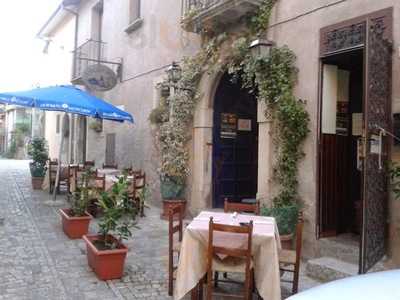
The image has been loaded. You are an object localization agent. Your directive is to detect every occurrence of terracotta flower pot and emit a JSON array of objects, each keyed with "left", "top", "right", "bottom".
[
  {"left": 31, "top": 177, "right": 44, "bottom": 190},
  {"left": 83, "top": 234, "right": 128, "bottom": 281},
  {"left": 60, "top": 209, "right": 92, "bottom": 239},
  {"left": 280, "top": 233, "right": 294, "bottom": 250}
]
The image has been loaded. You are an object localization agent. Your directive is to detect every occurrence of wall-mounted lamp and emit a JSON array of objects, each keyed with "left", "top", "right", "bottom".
[
  {"left": 166, "top": 61, "right": 182, "bottom": 83},
  {"left": 249, "top": 38, "right": 274, "bottom": 58}
]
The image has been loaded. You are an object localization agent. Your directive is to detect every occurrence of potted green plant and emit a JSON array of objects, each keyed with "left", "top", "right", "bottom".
[
  {"left": 83, "top": 175, "right": 138, "bottom": 280},
  {"left": 261, "top": 203, "right": 299, "bottom": 250},
  {"left": 60, "top": 169, "right": 93, "bottom": 239},
  {"left": 160, "top": 176, "right": 186, "bottom": 219},
  {"left": 27, "top": 137, "right": 49, "bottom": 189}
]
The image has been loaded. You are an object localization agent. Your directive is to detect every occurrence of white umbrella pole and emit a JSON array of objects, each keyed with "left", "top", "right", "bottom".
[{"left": 53, "top": 112, "right": 66, "bottom": 201}]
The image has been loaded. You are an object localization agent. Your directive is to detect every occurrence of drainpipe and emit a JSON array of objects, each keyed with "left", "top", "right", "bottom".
[{"left": 62, "top": 5, "right": 79, "bottom": 80}]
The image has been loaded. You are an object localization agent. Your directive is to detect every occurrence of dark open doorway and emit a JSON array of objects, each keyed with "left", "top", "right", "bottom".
[
  {"left": 212, "top": 73, "right": 258, "bottom": 208},
  {"left": 319, "top": 49, "right": 364, "bottom": 237}
]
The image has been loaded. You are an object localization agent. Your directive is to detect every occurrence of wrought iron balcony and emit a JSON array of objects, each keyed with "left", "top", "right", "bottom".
[
  {"left": 71, "top": 39, "right": 121, "bottom": 85},
  {"left": 181, "top": 0, "right": 263, "bottom": 33}
]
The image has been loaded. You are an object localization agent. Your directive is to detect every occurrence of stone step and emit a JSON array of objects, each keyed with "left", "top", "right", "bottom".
[
  {"left": 306, "top": 257, "right": 358, "bottom": 283},
  {"left": 318, "top": 235, "right": 360, "bottom": 264}
]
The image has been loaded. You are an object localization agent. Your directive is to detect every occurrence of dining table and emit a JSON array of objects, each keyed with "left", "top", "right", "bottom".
[{"left": 174, "top": 211, "right": 282, "bottom": 300}]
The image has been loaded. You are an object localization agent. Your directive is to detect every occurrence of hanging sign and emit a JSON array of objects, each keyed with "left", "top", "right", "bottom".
[
  {"left": 82, "top": 64, "right": 118, "bottom": 91},
  {"left": 221, "top": 113, "right": 237, "bottom": 139}
]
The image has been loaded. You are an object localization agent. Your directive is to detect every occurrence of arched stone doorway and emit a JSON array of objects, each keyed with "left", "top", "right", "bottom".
[
  {"left": 190, "top": 68, "right": 274, "bottom": 213},
  {"left": 212, "top": 73, "right": 258, "bottom": 208}
]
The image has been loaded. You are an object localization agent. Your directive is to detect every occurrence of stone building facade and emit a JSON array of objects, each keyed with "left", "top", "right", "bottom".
[{"left": 40, "top": 0, "right": 400, "bottom": 274}]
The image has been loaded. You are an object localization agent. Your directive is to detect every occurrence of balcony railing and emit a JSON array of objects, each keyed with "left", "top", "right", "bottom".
[
  {"left": 72, "top": 39, "right": 106, "bottom": 83},
  {"left": 182, "top": 0, "right": 263, "bottom": 33}
]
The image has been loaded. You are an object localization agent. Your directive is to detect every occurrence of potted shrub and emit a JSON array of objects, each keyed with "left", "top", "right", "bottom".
[
  {"left": 83, "top": 175, "right": 138, "bottom": 280},
  {"left": 60, "top": 169, "right": 92, "bottom": 239},
  {"left": 160, "top": 176, "right": 186, "bottom": 219},
  {"left": 27, "top": 137, "right": 49, "bottom": 189},
  {"left": 261, "top": 203, "right": 299, "bottom": 250}
]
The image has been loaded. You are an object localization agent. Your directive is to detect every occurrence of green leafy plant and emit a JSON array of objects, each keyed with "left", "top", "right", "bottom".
[
  {"left": 69, "top": 169, "right": 93, "bottom": 217},
  {"left": 96, "top": 175, "right": 139, "bottom": 250},
  {"left": 27, "top": 137, "right": 49, "bottom": 177},
  {"left": 261, "top": 203, "right": 299, "bottom": 235}
]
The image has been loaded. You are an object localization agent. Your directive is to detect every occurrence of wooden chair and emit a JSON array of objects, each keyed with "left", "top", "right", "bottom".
[
  {"left": 128, "top": 172, "right": 146, "bottom": 217},
  {"left": 279, "top": 213, "right": 304, "bottom": 294},
  {"left": 48, "top": 160, "right": 69, "bottom": 194},
  {"left": 127, "top": 168, "right": 143, "bottom": 177},
  {"left": 84, "top": 160, "right": 95, "bottom": 168},
  {"left": 224, "top": 198, "right": 260, "bottom": 215},
  {"left": 168, "top": 204, "right": 184, "bottom": 296},
  {"left": 102, "top": 163, "right": 118, "bottom": 169},
  {"left": 48, "top": 160, "right": 58, "bottom": 194},
  {"left": 67, "top": 165, "right": 78, "bottom": 194},
  {"left": 206, "top": 218, "right": 254, "bottom": 300},
  {"left": 87, "top": 173, "right": 106, "bottom": 218}
]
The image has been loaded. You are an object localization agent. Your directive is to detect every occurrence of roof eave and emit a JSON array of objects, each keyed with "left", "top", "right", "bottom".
[{"left": 36, "top": 0, "right": 80, "bottom": 39}]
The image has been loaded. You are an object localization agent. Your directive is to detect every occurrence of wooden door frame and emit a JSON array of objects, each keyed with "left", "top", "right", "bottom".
[{"left": 317, "top": 7, "right": 393, "bottom": 239}]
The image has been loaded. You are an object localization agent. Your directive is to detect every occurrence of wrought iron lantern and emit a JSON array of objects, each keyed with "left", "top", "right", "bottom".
[
  {"left": 249, "top": 38, "right": 274, "bottom": 58},
  {"left": 166, "top": 61, "right": 182, "bottom": 83}
]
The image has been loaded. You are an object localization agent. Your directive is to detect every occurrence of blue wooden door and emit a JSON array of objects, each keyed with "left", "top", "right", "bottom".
[{"left": 212, "top": 74, "right": 258, "bottom": 208}]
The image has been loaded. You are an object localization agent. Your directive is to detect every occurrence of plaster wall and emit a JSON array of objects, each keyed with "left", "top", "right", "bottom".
[{"left": 74, "top": 0, "right": 200, "bottom": 203}]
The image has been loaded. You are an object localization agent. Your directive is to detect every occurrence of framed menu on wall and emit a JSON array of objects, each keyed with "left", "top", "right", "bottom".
[{"left": 221, "top": 113, "right": 237, "bottom": 139}]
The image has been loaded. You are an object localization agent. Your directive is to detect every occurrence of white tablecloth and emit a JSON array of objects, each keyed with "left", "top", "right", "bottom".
[{"left": 175, "top": 211, "right": 282, "bottom": 300}]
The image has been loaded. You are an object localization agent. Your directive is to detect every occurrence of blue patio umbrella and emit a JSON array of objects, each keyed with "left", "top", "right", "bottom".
[
  {"left": 0, "top": 85, "right": 133, "bottom": 122},
  {"left": 0, "top": 85, "right": 134, "bottom": 200}
]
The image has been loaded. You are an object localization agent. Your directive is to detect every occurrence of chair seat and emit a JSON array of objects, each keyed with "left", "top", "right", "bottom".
[
  {"left": 172, "top": 242, "right": 181, "bottom": 253},
  {"left": 212, "top": 256, "right": 253, "bottom": 273},
  {"left": 279, "top": 249, "right": 296, "bottom": 265}
]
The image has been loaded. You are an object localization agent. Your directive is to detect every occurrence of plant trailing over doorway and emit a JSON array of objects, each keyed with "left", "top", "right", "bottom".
[
  {"left": 27, "top": 137, "right": 49, "bottom": 189},
  {"left": 150, "top": 0, "right": 309, "bottom": 216}
]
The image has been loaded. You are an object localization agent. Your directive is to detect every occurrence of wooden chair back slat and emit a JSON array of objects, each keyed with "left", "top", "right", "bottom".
[
  {"left": 206, "top": 217, "right": 253, "bottom": 300},
  {"left": 168, "top": 203, "right": 184, "bottom": 296},
  {"left": 213, "top": 246, "right": 249, "bottom": 258},
  {"left": 84, "top": 160, "right": 95, "bottom": 168},
  {"left": 102, "top": 163, "right": 118, "bottom": 169},
  {"left": 279, "top": 212, "right": 304, "bottom": 295},
  {"left": 224, "top": 198, "right": 260, "bottom": 215}
]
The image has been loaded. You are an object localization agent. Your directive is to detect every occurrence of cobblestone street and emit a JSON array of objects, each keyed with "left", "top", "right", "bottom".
[{"left": 0, "top": 160, "right": 318, "bottom": 300}]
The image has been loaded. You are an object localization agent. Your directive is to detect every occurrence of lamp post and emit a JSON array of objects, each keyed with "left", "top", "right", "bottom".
[
  {"left": 249, "top": 38, "right": 274, "bottom": 58},
  {"left": 165, "top": 62, "right": 182, "bottom": 121}
]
